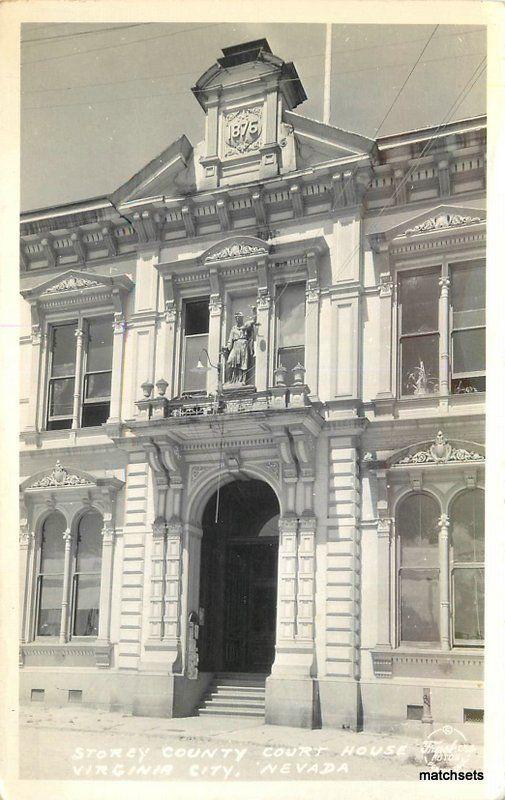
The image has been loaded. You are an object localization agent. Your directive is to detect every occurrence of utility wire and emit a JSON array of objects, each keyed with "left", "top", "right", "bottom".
[
  {"left": 21, "top": 23, "right": 221, "bottom": 66},
  {"left": 21, "top": 24, "right": 149, "bottom": 44},
  {"left": 373, "top": 25, "right": 439, "bottom": 138},
  {"left": 316, "top": 55, "right": 486, "bottom": 296},
  {"left": 23, "top": 52, "right": 485, "bottom": 111}
]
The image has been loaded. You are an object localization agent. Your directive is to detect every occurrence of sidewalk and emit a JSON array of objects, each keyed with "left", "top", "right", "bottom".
[{"left": 19, "top": 705, "right": 483, "bottom": 782}]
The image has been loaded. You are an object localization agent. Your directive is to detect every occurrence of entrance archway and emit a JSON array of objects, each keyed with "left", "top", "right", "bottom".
[{"left": 198, "top": 478, "right": 280, "bottom": 674}]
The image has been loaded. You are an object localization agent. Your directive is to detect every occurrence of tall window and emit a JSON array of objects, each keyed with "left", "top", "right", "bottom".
[
  {"left": 82, "top": 318, "right": 113, "bottom": 427},
  {"left": 47, "top": 323, "right": 77, "bottom": 430},
  {"left": 398, "top": 270, "right": 440, "bottom": 397},
  {"left": 397, "top": 493, "right": 440, "bottom": 643},
  {"left": 72, "top": 511, "right": 102, "bottom": 637},
  {"left": 450, "top": 262, "right": 486, "bottom": 393},
  {"left": 46, "top": 317, "right": 113, "bottom": 430},
  {"left": 35, "top": 510, "right": 103, "bottom": 639},
  {"left": 182, "top": 299, "right": 209, "bottom": 394},
  {"left": 36, "top": 512, "right": 66, "bottom": 636},
  {"left": 397, "top": 261, "right": 486, "bottom": 397},
  {"left": 451, "top": 489, "right": 484, "bottom": 644},
  {"left": 276, "top": 282, "right": 305, "bottom": 386}
]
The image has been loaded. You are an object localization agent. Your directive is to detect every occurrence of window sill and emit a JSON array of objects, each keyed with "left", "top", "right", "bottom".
[
  {"left": 373, "top": 391, "right": 485, "bottom": 418},
  {"left": 371, "top": 646, "right": 484, "bottom": 680},
  {"left": 20, "top": 640, "right": 112, "bottom": 669}
]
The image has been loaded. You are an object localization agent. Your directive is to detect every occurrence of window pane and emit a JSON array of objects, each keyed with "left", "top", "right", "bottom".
[
  {"left": 86, "top": 318, "right": 113, "bottom": 372},
  {"left": 49, "top": 377, "right": 75, "bottom": 417},
  {"left": 453, "top": 568, "right": 484, "bottom": 641},
  {"left": 185, "top": 300, "right": 209, "bottom": 336},
  {"left": 76, "top": 512, "right": 103, "bottom": 572},
  {"left": 400, "top": 569, "right": 440, "bottom": 642},
  {"left": 452, "top": 490, "right": 484, "bottom": 562},
  {"left": 401, "top": 335, "right": 439, "bottom": 396},
  {"left": 37, "top": 576, "right": 63, "bottom": 636},
  {"left": 73, "top": 575, "right": 100, "bottom": 636},
  {"left": 400, "top": 271, "right": 439, "bottom": 335},
  {"left": 277, "top": 346, "right": 305, "bottom": 386},
  {"left": 51, "top": 324, "right": 77, "bottom": 377},
  {"left": 277, "top": 283, "right": 305, "bottom": 349},
  {"left": 452, "top": 329, "right": 485, "bottom": 374},
  {"left": 398, "top": 493, "right": 439, "bottom": 567},
  {"left": 81, "top": 402, "right": 110, "bottom": 428},
  {"left": 451, "top": 263, "right": 485, "bottom": 317},
  {"left": 40, "top": 512, "right": 66, "bottom": 573},
  {"left": 85, "top": 371, "right": 111, "bottom": 400},
  {"left": 183, "top": 333, "right": 208, "bottom": 393}
]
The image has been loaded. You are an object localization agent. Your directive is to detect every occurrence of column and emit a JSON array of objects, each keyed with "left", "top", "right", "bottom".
[
  {"left": 207, "top": 294, "right": 223, "bottom": 395},
  {"left": 19, "top": 527, "right": 34, "bottom": 642},
  {"left": 164, "top": 297, "right": 178, "bottom": 397},
  {"left": 438, "top": 514, "right": 450, "bottom": 651},
  {"left": 376, "top": 272, "right": 395, "bottom": 400},
  {"left": 163, "top": 519, "right": 183, "bottom": 666},
  {"left": 305, "top": 252, "right": 320, "bottom": 398},
  {"left": 71, "top": 323, "right": 85, "bottom": 429},
  {"left": 255, "top": 259, "right": 271, "bottom": 392},
  {"left": 376, "top": 517, "right": 393, "bottom": 648},
  {"left": 147, "top": 519, "right": 166, "bottom": 641},
  {"left": 296, "top": 515, "right": 316, "bottom": 642},
  {"left": 25, "top": 325, "right": 45, "bottom": 432},
  {"left": 96, "top": 519, "right": 115, "bottom": 645},
  {"left": 276, "top": 515, "right": 298, "bottom": 643},
  {"left": 59, "top": 529, "right": 73, "bottom": 644},
  {"left": 107, "top": 314, "right": 126, "bottom": 423},
  {"left": 439, "top": 277, "right": 450, "bottom": 396}
]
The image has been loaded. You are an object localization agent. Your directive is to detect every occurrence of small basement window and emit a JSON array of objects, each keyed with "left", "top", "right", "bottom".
[
  {"left": 31, "top": 689, "right": 45, "bottom": 702},
  {"left": 407, "top": 704, "right": 423, "bottom": 721},
  {"left": 463, "top": 708, "right": 484, "bottom": 723},
  {"left": 68, "top": 689, "right": 83, "bottom": 704}
]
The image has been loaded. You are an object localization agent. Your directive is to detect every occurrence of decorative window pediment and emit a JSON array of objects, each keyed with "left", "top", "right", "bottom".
[
  {"left": 369, "top": 204, "right": 485, "bottom": 253},
  {"left": 21, "top": 269, "right": 134, "bottom": 323},
  {"left": 200, "top": 236, "right": 271, "bottom": 265},
  {"left": 21, "top": 460, "right": 124, "bottom": 496},
  {"left": 389, "top": 431, "right": 484, "bottom": 468}
]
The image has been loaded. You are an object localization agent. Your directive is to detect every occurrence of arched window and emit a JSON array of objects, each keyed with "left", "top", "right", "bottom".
[
  {"left": 451, "top": 489, "right": 484, "bottom": 644},
  {"left": 397, "top": 493, "right": 440, "bottom": 644},
  {"left": 36, "top": 511, "right": 66, "bottom": 637},
  {"left": 72, "top": 511, "right": 102, "bottom": 637}
]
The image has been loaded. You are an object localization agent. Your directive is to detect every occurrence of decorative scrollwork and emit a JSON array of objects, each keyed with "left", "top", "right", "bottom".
[
  {"left": 30, "top": 461, "right": 94, "bottom": 488},
  {"left": 396, "top": 431, "right": 484, "bottom": 465},
  {"left": 45, "top": 276, "right": 100, "bottom": 293},
  {"left": 405, "top": 213, "right": 482, "bottom": 235}
]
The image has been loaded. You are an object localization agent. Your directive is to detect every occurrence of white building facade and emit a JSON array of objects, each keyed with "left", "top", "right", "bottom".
[{"left": 19, "top": 40, "right": 485, "bottom": 736}]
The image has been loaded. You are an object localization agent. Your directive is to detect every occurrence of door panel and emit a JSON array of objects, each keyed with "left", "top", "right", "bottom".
[{"left": 224, "top": 541, "right": 277, "bottom": 672}]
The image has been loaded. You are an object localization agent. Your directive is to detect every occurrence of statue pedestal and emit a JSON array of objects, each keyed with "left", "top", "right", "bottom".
[
  {"left": 222, "top": 383, "right": 256, "bottom": 394},
  {"left": 222, "top": 384, "right": 257, "bottom": 414}
]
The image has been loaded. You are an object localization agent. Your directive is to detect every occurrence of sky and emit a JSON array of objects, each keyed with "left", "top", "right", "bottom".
[{"left": 20, "top": 22, "right": 486, "bottom": 212}]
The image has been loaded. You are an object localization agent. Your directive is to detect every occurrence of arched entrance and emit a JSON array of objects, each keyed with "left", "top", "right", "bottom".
[{"left": 198, "top": 478, "right": 280, "bottom": 674}]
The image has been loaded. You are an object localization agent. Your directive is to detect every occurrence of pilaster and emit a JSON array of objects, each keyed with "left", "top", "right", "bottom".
[
  {"left": 439, "top": 276, "right": 450, "bottom": 397},
  {"left": 71, "top": 325, "right": 85, "bottom": 429},
  {"left": 108, "top": 313, "right": 126, "bottom": 423},
  {"left": 255, "top": 258, "right": 271, "bottom": 392},
  {"left": 59, "top": 529, "right": 72, "bottom": 644},
  {"left": 439, "top": 514, "right": 450, "bottom": 651}
]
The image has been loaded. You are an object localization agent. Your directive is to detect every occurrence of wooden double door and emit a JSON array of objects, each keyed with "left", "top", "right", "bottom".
[
  {"left": 199, "top": 534, "right": 278, "bottom": 674},
  {"left": 223, "top": 539, "right": 278, "bottom": 673}
]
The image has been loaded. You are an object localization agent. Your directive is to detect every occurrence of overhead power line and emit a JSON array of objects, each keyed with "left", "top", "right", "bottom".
[
  {"left": 373, "top": 25, "right": 439, "bottom": 138},
  {"left": 23, "top": 52, "right": 485, "bottom": 111},
  {"left": 21, "top": 23, "right": 221, "bottom": 66},
  {"left": 21, "top": 24, "right": 149, "bottom": 44}
]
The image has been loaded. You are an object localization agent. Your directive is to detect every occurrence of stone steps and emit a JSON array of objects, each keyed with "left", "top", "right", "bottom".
[{"left": 197, "top": 673, "right": 267, "bottom": 718}]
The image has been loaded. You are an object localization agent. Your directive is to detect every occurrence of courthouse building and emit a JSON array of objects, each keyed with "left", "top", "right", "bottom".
[{"left": 19, "top": 40, "right": 486, "bottom": 736}]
